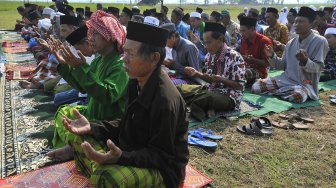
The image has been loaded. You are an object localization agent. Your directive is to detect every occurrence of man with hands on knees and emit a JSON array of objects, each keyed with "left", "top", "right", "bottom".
[
  {"left": 180, "top": 22, "right": 246, "bottom": 121},
  {"left": 251, "top": 7, "right": 329, "bottom": 103},
  {"left": 49, "top": 21, "right": 189, "bottom": 188}
]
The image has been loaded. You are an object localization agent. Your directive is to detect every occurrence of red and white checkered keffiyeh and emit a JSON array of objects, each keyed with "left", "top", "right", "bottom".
[{"left": 87, "top": 10, "right": 126, "bottom": 53}]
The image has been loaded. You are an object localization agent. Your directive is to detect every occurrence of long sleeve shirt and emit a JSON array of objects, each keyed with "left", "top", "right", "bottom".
[
  {"left": 270, "top": 31, "right": 329, "bottom": 100},
  {"left": 90, "top": 68, "right": 189, "bottom": 188},
  {"left": 57, "top": 51, "right": 129, "bottom": 121},
  {"left": 264, "top": 21, "right": 289, "bottom": 57}
]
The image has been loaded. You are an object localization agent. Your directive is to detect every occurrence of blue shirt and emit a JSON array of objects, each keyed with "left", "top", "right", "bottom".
[{"left": 176, "top": 21, "right": 190, "bottom": 39}]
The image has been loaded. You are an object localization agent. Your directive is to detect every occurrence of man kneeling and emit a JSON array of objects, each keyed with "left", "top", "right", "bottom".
[
  {"left": 251, "top": 7, "right": 329, "bottom": 103},
  {"left": 49, "top": 21, "right": 189, "bottom": 187}
]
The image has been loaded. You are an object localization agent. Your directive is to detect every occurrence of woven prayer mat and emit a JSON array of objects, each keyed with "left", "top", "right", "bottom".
[
  {"left": 2, "top": 47, "right": 29, "bottom": 54},
  {"left": 2, "top": 41, "right": 27, "bottom": 48},
  {"left": 0, "top": 161, "right": 212, "bottom": 188},
  {"left": 0, "top": 78, "right": 56, "bottom": 178},
  {"left": 5, "top": 62, "right": 37, "bottom": 80},
  {"left": 2, "top": 53, "right": 35, "bottom": 64},
  {"left": 0, "top": 32, "right": 24, "bottom": 42}
]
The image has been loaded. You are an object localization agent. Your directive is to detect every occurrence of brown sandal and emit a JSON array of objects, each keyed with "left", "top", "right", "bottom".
[{"left": 278, "top": 113, "right": 314, "bottom": 123}]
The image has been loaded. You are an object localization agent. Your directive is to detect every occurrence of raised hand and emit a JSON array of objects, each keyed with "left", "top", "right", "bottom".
[
  {"left": 35, "top": 37, "right": 50, "bottom": 50},
  {"left": 61, "top": 45, "right": 86, "bottom": 68},
  {"left": 296, "top": 49, "right": 308, "bottom": 66},
  {"left": 62, "top": 109, "right": 92, "bottom": 136},
  {"left": 81, "top": 139, "right": 122, "bottom": 165},
  {"left": 188, "top": 32, "right": 200, "bottom": 44}
]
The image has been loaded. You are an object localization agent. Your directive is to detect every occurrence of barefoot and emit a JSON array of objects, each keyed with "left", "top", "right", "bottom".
[
  {"left": 19, "top": 80, "right": 38, "bottom": 89},
  {"left": 47, "top": 145, "right": 74, "bottom": 161},
  {"left": 207, "top": 109, "right": 216, "bottom": 118}
]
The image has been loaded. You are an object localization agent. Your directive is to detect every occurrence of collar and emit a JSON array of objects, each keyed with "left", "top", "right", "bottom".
[{"left": 132, "top": 67, "right": 161, "bottom": 109}]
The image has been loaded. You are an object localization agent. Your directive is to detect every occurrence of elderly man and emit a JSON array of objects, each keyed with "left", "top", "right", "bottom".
[
  {"left": 252, "top": 7, "right": 329, "bottom": 104},
  {"left": 161, "top": 23, "right": 201, "bottom": 85},
  {"left": 182, "top": 23, "right": 246, "bottom": 121},
  {"left": 50, "top": 21, "right": 188, "bottom": 188},
  {"left": 264, "top": 7, "right": 288, "bottom": 57},
  {"left": 240, "top": 16, "right": 272, "bottom": 86}
]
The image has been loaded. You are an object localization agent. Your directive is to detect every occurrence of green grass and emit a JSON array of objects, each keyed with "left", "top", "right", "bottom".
[
  {"left": 0, "top": 1, "right": 329, "bottom": 29},
  {"left": 1, "top": 1, "right": 336, "bottom": 187}
]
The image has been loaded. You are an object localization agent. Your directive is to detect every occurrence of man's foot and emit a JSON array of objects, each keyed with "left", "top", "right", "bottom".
[
  {"left": 19, "top": 80, "right": 36, "bottom": 89},
  {"left": 47, "top": 145, "right": 74, "bottom": 162},
  {"left": 207, "top": 109, "right": 216, "bottom": 118}
]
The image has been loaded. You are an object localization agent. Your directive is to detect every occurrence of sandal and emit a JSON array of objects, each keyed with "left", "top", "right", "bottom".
[
  {"left": 331, "top": 98, "right": 336, "bottom": 105},
  {"left": 279, "top": 113, "right": 314, "bottom": 123},
  {"left": 237, "top": 120, "right": 273, "bottom": 136},
  {"left": 272, "top": 120, "right": 310, "bottom": 130},
  {"left": 187, "top": 133, "right": 217, "bottom": 149},
  {"left": 251, "top": 117, "right": 273, "bottom": 129},
  {"left": 188, "top": 128, "right": 223, "bottom": 140}
]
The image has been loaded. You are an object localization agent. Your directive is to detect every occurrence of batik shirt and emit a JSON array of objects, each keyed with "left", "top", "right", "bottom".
[
  {"left": 204, "top": 44, "right": 246, "bottom": 110},
  {"left": 324, "top": 48, "right": 336, "bottom": 77},
  {"left": 264, "top": 22, "right": 288, "bottom": 57}
]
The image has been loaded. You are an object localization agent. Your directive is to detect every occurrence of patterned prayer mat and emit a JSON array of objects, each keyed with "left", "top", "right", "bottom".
[
  {"left": 0, "top": 77, "right": 56, "bottom": 178},
  {"left": 0, "top": 161, "right": 212, "bottom": 188},
  {"left": 5, "top": 62, "right": 37, "bottom": 80}
]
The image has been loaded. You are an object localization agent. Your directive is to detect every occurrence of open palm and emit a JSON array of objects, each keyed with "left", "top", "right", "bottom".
[{"left": 63, "top": 109, "right": 91, "bottom": 135}]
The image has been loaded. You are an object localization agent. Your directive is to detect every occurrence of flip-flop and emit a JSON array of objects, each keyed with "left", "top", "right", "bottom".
[
  {"left": 272, "top": 120, "right": 291, "bottom": 129},
  {"left": 237, "top": 121, "right": 273, "bottom": 136},
  {"left": 188, "top": 128, "right": 223, "bottom": 140},
  {"left": 279, "top": 113, "right": 314, "bottom": 123},
  {"left": 292, "top": 122, "right": 310, "bottom": 130},
  {"left": 329, "top": 95, "right": 336, "bottom": 99},
  {"left": 331, "top": 98, "right": 336, "bottom": 105},
  {"left": 273, "top": 120, "right": 310, "bottom": 130},
  {"left": 187, "top": 134, "right": 217, "bottom": 149}
]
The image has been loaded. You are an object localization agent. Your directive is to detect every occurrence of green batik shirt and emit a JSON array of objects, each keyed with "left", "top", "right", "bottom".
[{"left": 57, "top": 51, "right": 129, "bottom": 121}]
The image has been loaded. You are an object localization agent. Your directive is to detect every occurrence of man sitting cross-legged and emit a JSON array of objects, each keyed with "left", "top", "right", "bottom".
[
  {"left": 47, "top": 21, "right": 189, "bottom": 188},
  {"left": 181, "top": 23, "right": 246, "bottom": 121},
  {"left": 251, "top": 7, "right": 329, "bottom": 103}
]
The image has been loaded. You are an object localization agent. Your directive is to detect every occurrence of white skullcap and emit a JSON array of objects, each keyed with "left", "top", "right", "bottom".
[
  {"left": 132, "top": 6, "right": 139, "bottom": 9},
  {"left": 42, "top": 7, "right": 55, "bottom": 16},
  {"left": 38, "top": 18, "right": 52, "bottom": 30},
  {"left": 325, "top": 28, "right": 336, "bottom": 35},
  {"left": 144, "top": 16, "right": 160, "bottom": 27},
  {"left": 190, "top": 12, "right": 201, "bottom": 19}
]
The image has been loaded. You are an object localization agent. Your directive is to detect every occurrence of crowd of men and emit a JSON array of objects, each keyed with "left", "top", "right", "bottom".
[{"left": 12, "top": 2, "right": 336, "bottom": 187}]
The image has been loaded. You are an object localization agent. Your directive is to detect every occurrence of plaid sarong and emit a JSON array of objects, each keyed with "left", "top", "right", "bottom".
[
  {"left": 251, "top": 77, "right": 308, "bottom": 103},
  {"left": 69, "top": 135, "right": 166, "bottom": 188}
]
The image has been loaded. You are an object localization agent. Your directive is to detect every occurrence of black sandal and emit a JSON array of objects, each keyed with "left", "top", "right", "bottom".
[{"left": 237, "top": 120, "right": 273, "bottom": 136}]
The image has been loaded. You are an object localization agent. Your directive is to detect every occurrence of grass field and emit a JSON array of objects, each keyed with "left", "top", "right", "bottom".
[
  {"left": 0, "top": 1, "right": 328, "bottom": 29},
  {"left": 1, "top": 1, "right": 336, "bottom": 187}
]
